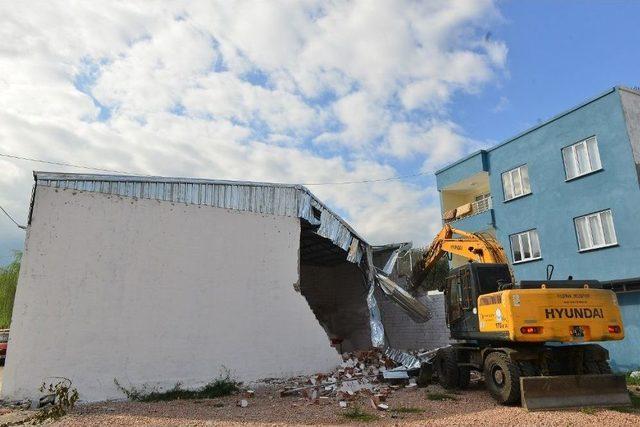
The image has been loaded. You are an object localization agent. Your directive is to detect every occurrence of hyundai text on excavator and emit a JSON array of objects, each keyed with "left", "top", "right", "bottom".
[{"left": 410, "top": 224, "right": 630, "bottom": 410}]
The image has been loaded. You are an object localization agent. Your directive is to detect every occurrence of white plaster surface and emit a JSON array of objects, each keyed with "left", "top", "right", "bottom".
[{"left": 2, "top": 187, "right": 340, "bottom": 402}]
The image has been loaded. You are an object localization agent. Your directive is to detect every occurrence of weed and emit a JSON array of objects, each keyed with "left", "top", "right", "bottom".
[
  {"left": 0, "top": 251, "right": 20, "bottom": 329},
  {"left": 579, "top": 407, "right": 597, "bottom": 415},
  {"left": 427, "top": 392, "right": 458, "bottom": 401},
  {"left": 114, "top": 368, "right": 240, "bottom": 402},
  {"left": 33, "top": 377, "right": 79, "bottom": 423},
  {"left": 392, "top": 406, "right": 424, "bottom": 414},
  {"left": 342, "top": 405, "right": 379, "bottom": 422}
]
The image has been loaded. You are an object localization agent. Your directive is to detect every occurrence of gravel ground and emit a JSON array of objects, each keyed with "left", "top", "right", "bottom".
[{"left": 53, "top": 382, "right": 640, "bottom": 426}]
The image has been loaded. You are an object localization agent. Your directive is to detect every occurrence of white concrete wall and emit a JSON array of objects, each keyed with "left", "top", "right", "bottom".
[{"left": 2, "top": 186, "right": 340, "bottom": 402}]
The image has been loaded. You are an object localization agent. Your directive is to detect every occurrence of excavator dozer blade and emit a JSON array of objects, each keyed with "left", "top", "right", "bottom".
[{"left": 520, "top": 374, "right": 631, "bottom": 411}]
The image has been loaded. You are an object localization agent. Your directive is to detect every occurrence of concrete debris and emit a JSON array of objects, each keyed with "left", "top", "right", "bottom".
[
  {"left": 237, "top": 399, "right": 248, "bottom": 408},
  {"left": 278, "top": 348, "right": 430, "bottom": 407},
  {"left": 377, "top": 403, "right": 389, "bottom": 411}
]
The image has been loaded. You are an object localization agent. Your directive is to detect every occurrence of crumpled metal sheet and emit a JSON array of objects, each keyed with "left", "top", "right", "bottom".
[
  {"left": 376, "top": 273, "right": 431, "bottom": 322},
  {"left": 33, "top": 172, "right": 365, "bottom": 264},
  {"left": 365, "top": 247, "right": 385, "bottom": 348},
  {"left": 384, "top": 347, "right": 422, "bottom": 370},
  {"left": 381, "top": 242, "right": 412, "bottom": 275}
]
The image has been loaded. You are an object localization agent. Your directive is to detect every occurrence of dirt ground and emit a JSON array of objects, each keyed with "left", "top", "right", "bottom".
[{"left": 52, "top": 382, "right": 640, "bottom": 426}]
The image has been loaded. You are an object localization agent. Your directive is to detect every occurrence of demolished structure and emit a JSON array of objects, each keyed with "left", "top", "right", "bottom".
[{"left": 2, "top": 172, "right": 448, "bottom": 402}]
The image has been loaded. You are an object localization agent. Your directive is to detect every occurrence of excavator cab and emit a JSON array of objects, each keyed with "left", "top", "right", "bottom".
[{"left": 443, "top": 263, "right": 512, "bottom": 341}]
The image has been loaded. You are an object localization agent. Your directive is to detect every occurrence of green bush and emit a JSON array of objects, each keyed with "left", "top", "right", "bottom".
[{"left": 0, "top": 251, "right": 21, "bottom": 329}]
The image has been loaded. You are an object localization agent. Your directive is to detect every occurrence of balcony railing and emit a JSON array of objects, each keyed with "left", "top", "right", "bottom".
[{"left": 444, "top": 196, "right": 492, "bottom": 223}]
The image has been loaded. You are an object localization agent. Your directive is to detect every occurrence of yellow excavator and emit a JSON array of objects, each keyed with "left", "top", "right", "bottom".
[{"left": 410, "top": 224, "right": 630, "bottom": 410}]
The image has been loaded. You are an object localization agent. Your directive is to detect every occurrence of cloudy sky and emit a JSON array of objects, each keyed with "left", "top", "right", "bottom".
[{"left": 1, "top": 0, "right": 639, "bottom": 263}]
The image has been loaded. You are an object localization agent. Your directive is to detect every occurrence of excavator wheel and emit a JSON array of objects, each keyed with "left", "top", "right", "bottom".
[
  {"left": 582, "top": 346, "right": 613, "bottom": 374},
  {"left": 484, "top": 352, "right": 521, "bottom": 405},
  {"left": 455, "top": 348, "right": 471, "bottom": 389},
  {"left": 597, "top": 360, "right": 613, "bottom": 374},
  {"left": 458, "top": 366, "right": 471, "bottom": 389},
  {"left": 435, "top": 347, "right": 459, "bottom": 389}
]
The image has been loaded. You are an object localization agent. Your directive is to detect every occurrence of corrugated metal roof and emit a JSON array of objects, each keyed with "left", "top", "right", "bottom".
[{"left": 32, "top": 171, "right": 366, "bottom": 264}]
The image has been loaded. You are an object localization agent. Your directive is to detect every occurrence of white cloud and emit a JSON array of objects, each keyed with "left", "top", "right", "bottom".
[
  {"left": 0, "top": 0, "right": 506, "bottom": 258},
  {"left": 383, "top": 121, "right": 479, "bottom": 172}
]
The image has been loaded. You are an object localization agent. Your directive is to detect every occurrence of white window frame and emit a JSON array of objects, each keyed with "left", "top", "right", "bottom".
[
  {"left": 562, "top": 136, "right": 602, "bottom": 181},
  {"left": 502, "top": 165, "right": 531, "bottom": 202},
  {"left": 509, "top": 229, "right": 542, "bottom": 264},
  {"left": 574, "top": 209, "right": 617, "bottom": 252}
]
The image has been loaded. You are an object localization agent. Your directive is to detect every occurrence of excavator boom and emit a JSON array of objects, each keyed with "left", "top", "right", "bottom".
[{"left": 411, "top": 224, "right": 509, "bottom": 291}]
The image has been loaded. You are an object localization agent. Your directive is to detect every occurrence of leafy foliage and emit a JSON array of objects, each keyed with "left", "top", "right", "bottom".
[
  {"left": 0, "top": 251, "right": 21, "bottom": 329},
  {"left": 626, "top": 371, "right": 640, "bottom": 386}
]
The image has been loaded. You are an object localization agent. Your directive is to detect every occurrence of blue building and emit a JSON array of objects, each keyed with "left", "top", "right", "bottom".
[{"left": 435, "top": 86, "right": 640, "bottom": 371}]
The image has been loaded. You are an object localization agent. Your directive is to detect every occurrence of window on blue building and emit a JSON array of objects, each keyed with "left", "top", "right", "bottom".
[
  {"left": 509, "top": 229, "right": 541, "bottom": 263},
  {"left": 562, "top": 136, "right": 602, "bottom": 180},
  {"left": 574, "top": 209, "right": 617, "bottom": 251},
  {"left": 502, "top": 165, "right": 531, "bottom": 201}
]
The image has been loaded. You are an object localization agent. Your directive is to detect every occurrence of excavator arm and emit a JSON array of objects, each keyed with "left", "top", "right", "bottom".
[{"left": 411, "top": 224, "right": 509, "bottom": 291}]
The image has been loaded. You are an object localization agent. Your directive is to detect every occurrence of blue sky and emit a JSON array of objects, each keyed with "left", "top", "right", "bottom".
[
  {"left": 1, "top": 1, "right": 639, "bottom": 265},
  {"left": 455, "top": 0, "right": 640, "bottom": 145}
]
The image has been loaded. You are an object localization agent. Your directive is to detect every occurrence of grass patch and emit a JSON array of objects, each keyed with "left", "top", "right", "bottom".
[
  {"left": 342, "top": 406, "right": 379, "bottom": 422},
  {"left": 114, "top": 369, "right": 240, "bottom": 402},
  {"left": 392, "top": 406, "right": 424, "bottom": 414},
  {"left": 580, "top": 407, "right": 597, "bottom": 415},
  {"left": 0, "top": 252, "right": 20, "bottom": 329},
  {"left": 427, "top": 392, "right": 458, "bottom": 401}
]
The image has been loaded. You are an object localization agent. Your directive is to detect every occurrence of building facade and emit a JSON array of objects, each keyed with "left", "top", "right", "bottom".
[
  {"left": 3, "top": 172, "right": 448, "bottom": 402},
  {"left": 435, "top": 87, "right": 640, "bottom": 371}
]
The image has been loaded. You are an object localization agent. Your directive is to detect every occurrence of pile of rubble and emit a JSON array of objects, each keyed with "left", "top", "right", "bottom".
[{"left": 274, "top": 349, "right": 423, "bottom": 410}]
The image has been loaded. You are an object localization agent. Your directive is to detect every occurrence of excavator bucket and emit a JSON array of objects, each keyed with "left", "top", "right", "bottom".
[{"left": 520, "top": 374, "right": 631, "bottom": 410}]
